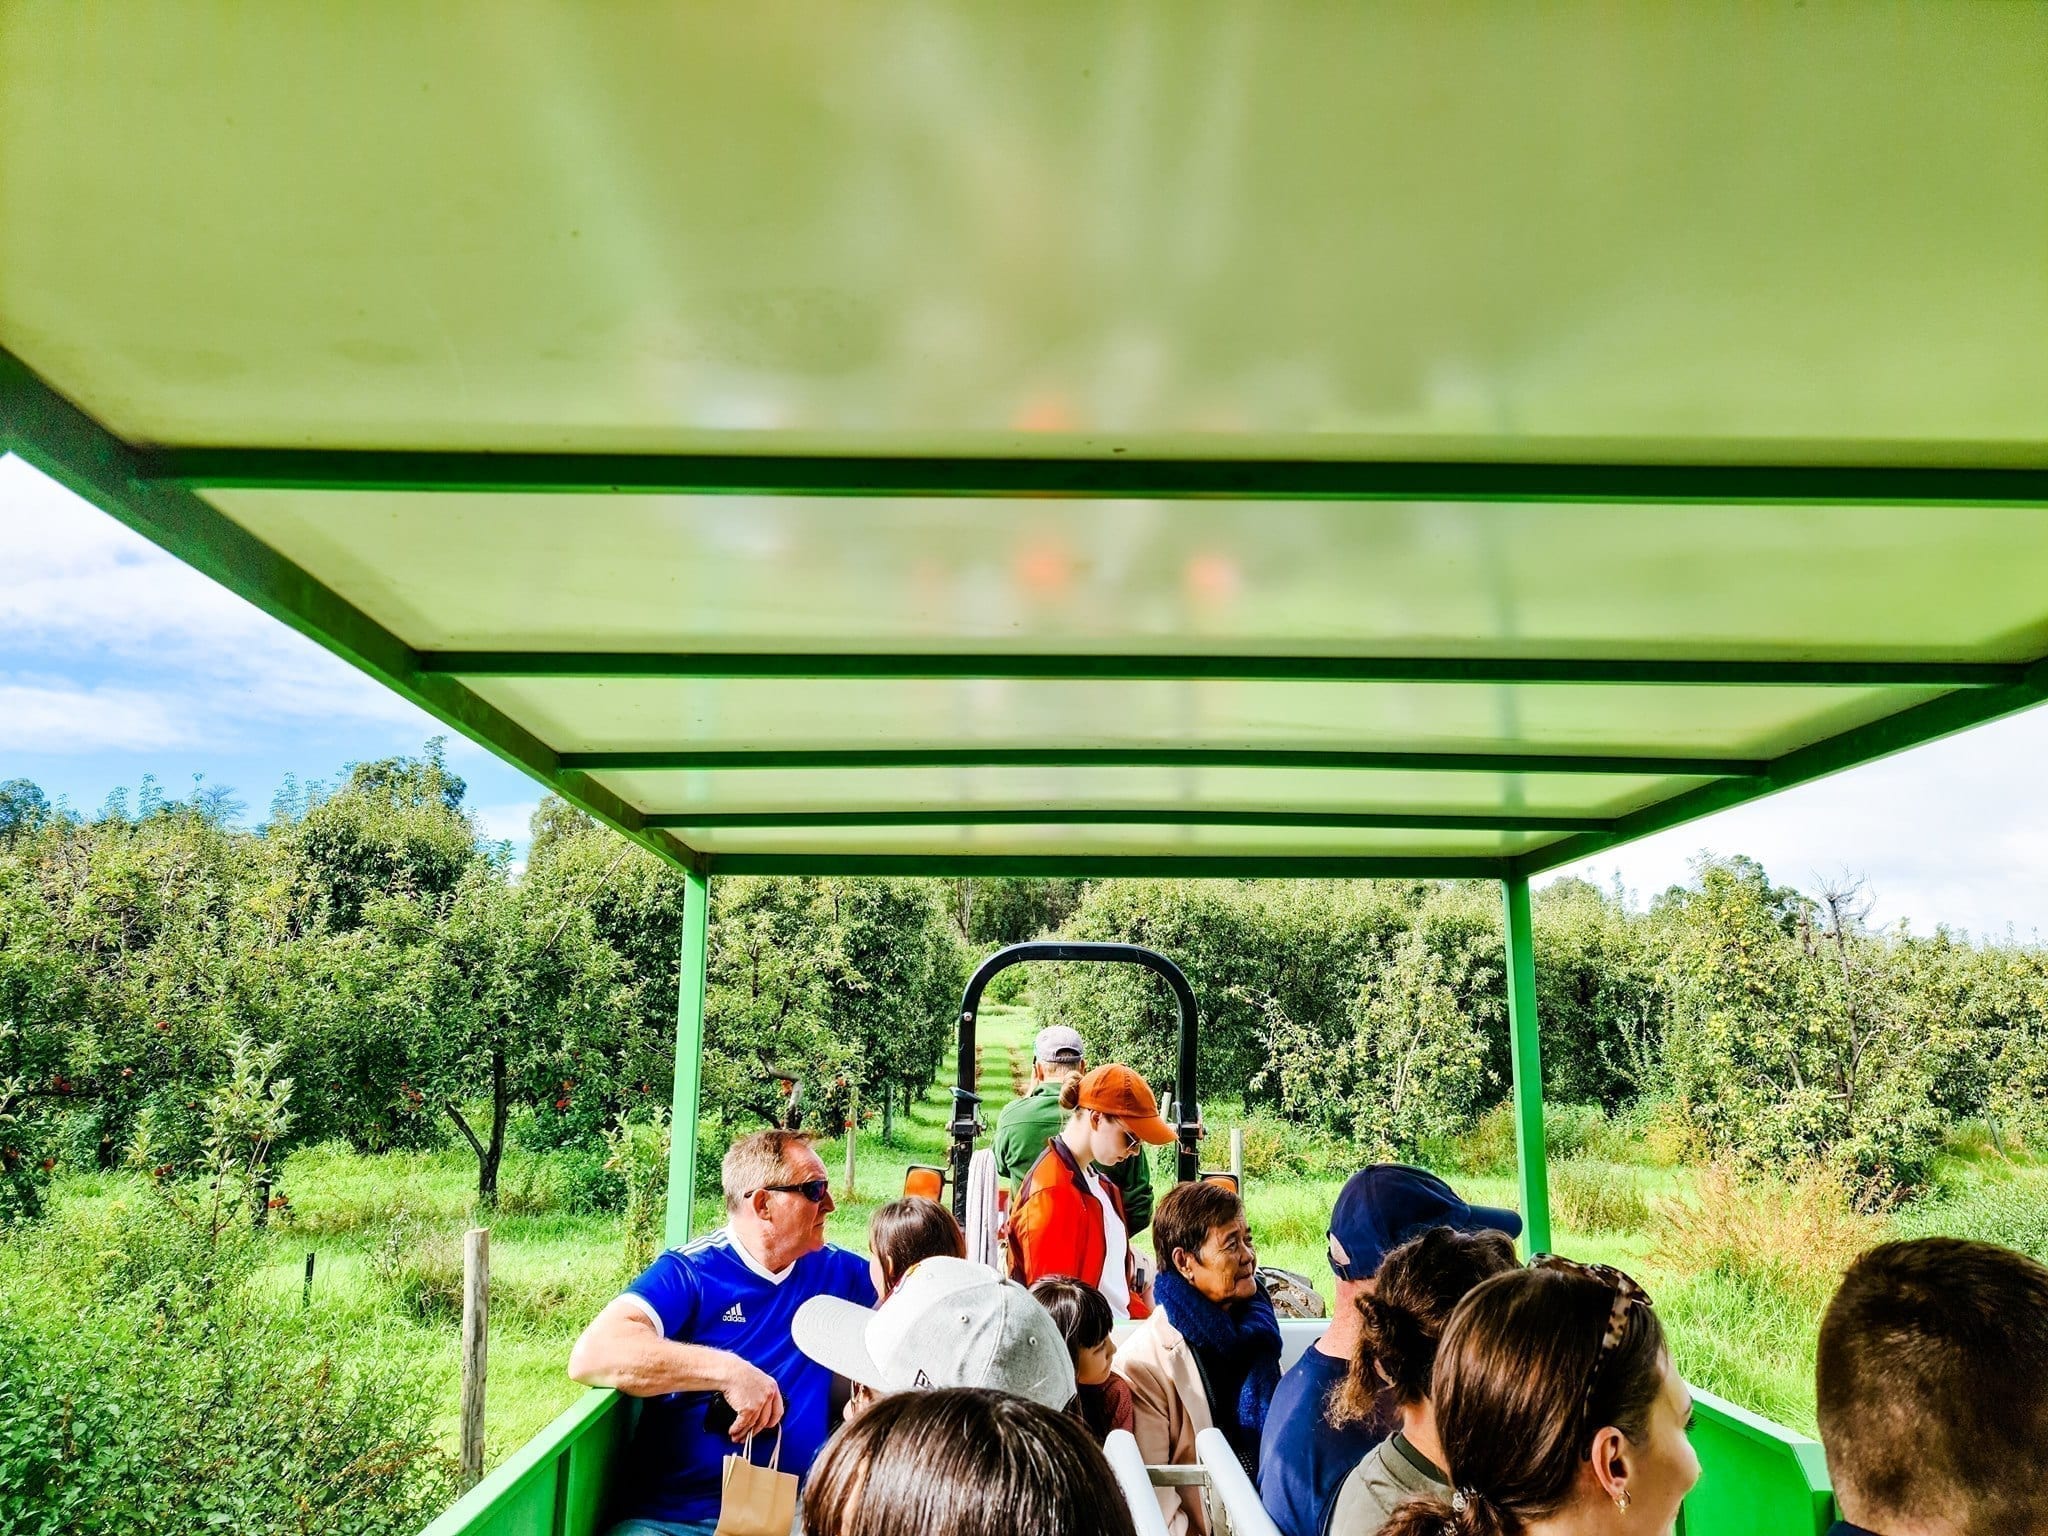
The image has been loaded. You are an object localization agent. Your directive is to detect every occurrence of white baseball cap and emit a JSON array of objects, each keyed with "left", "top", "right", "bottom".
[
  {"left": 1033, "top": 1024, "right": 1086, "bottom": 1066},
  {"left": 791, "top": 1257, "right": 1076, "bottom": 1412}
]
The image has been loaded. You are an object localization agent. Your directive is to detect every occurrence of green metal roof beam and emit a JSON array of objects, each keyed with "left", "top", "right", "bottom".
[
  {"left": 564, "top": 747, "right": 1765, "bottom": 775},
  {"left": 0, "top": 350, "right": 706, "bottom": 877},
  {"left": 140, "top": 448, "right": 2048, "bottom": 505},
  {"left": 698, "top": 853, "right": 1512, "bottom": 879},
  {"left": 424, "top": 652, "right": 2019, "bottom": 688},
  {"left": 646, "top": 808, "right": 1611, "bottom": 832},
  {"left": 1513, "top": 660, "right": 2048, "bottom": 879}
]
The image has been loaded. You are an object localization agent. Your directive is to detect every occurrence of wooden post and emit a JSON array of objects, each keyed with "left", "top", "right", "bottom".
[
  {"left": 460, "top": 1227, "right": 489, "bottom": 1487},
  {"left": 844, "top": 1084, "right": 859, "bottom": 1200},
  {"left": 1229, "top": 1128, "right": 1245, "bottom": 1191},
  {"left": 301, "top": 1250, "right": 316, "bottom": 1309}
]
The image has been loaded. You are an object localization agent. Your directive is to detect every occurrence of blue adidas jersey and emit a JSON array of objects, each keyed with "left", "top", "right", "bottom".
[{"left": 616, "top": 1231, "right": 876, "bottom": 1526}]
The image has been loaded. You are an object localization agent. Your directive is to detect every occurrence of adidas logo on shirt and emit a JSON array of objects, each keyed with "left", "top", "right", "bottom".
[{"left": 721, "top": 1303, "right": 746, "bottom": 1325}]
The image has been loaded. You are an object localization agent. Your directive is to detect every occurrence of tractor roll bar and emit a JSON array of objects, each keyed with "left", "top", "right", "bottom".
[{"left": 949, "top": 941, "right": 1201, "bottom": 1223}]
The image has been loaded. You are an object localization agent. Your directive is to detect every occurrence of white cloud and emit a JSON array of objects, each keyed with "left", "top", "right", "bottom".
[
  {"left": 0, "top": 678, "right": 196, "bottom": 753},
  {"left": 1544, "top": 705, "right": 2048, "bottom": 940},
  {"left": 1, "top": 454, "right": 427, "bottom": 742},
  {"left": 1, "top": 456, "right": 267, "bottom": 654}
]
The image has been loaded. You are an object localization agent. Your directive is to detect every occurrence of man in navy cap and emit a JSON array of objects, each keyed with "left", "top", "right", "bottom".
[{"left": 1256, "top": 1165, "right": 1522, "bottom": 1536}]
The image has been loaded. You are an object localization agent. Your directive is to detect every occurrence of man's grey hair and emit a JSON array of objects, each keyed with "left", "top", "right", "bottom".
[{"left": 722, "top": 1128, "right": 815, "bottom": 1213}]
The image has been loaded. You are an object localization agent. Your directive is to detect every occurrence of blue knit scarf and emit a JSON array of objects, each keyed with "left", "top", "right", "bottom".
[{"left": 1153, "top": 1268, "right": 1283, "bottom": 1437}]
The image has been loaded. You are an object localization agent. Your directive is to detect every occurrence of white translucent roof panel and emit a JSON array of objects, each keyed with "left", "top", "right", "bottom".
[
  {"left": 668, "top": 825, "right": 1566, "bottom": 858},
  {"left": 5, "top": 4, "right": 2047, "bottom": 455},
  {"left": 6, "top": 4, "right": 2048, "bottom": 873},
  {"left": 587, "top": 768, "right": 1711, "bottom": 823},
  {"left": 210, "top": 492, "right": 2048, "bottom": 661},
  {"left": 466, "top": 676, "right": 1938, "bottom": 760}
]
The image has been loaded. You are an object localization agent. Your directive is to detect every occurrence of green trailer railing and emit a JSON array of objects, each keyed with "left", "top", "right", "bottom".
[
  {"left": 420, "top": 1390, "right": 632, "bottom": 1536},
  {"left": 423, "top": 1374, "right": 1835, "bottom": 1536},
  {"left": 1681, "top": 1393, "right": 1835, "bottom": 1536}
]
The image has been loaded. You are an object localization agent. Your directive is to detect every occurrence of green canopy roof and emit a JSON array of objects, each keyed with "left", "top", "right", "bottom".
[{"left": 5, "top": 3, "right": 2047, "bottom": 878}]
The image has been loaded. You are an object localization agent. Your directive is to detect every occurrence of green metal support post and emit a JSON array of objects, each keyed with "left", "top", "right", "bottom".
[
  {"left": 664, "top": 867, "right": 710, "bottom": 1251},
  {"left": 1502, "top": 875, "right": 1552, "bottom": 1254}
]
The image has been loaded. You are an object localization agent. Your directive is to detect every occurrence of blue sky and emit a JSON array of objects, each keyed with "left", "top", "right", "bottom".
[{"left": 6, "top": 451, "right": 2048, "bottom": 940}]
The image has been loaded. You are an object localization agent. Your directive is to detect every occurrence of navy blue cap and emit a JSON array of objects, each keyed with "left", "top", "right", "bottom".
[{"left": 1326, "top": 1164, "right": 1523, "bottom": 1280}]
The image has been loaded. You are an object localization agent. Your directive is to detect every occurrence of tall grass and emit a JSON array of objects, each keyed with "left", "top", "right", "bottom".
[
  {"left": 1893, "top": 1179, "right": 2048, "bottom": 1263},
  {"left": 1550, "top": 1158, "right": 1651, "bottom": 1235}
]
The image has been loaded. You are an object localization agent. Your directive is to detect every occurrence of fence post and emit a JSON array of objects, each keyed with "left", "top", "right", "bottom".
[
  {"left": 1229, "top": 1127, "right": 1244, "bottom": 1191},
  {"left": 460, "top": 1227, "right": 490, "bottom": 1488},
  {"left": 301, "top": 1250, "right": 316, "bottom": 1309},
  {"left": 844, "top": 1084, "right": 859, "bottom": 1200}
]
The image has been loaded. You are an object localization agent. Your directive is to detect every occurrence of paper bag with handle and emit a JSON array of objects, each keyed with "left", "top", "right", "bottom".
[{"left": 716, "top": 1426, "right": 797, "bottom": 1536}]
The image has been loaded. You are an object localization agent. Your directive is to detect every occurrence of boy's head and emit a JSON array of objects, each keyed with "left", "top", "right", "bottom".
[{"left": 1816, "top": 1237, "right": 2048, "bottom": 1536}]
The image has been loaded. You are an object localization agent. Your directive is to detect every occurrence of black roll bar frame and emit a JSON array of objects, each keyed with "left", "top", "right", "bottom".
[{"left": 947, "top": 941, "right": 1201, "bottom": 1223}]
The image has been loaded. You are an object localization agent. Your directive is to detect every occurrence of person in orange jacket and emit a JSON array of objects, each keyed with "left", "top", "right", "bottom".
[{"left": 1007, "top": 1064, "right": 1177, "bottom": 1320}]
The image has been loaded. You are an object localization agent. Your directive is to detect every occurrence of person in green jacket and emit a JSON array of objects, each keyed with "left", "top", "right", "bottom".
[{"left": 993, "top": 1024, "right": 1154, "bottom": 1236}]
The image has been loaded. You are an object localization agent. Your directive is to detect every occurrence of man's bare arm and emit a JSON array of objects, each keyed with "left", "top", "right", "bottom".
[{"left": 568, "top": 1297, "right": 784, "bottom": 1438}]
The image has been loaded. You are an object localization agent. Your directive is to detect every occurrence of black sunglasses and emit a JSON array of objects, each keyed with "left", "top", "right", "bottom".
[{"left": 756, "top": 1179, "right": 831, "bottom": 1203}]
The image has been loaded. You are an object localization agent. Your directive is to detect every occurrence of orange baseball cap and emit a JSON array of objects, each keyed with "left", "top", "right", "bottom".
[{"left": 1075, "top": 1064, "right": 1176, "bottom": 1145}]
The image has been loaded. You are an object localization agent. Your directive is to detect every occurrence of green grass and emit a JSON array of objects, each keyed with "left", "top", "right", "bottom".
[{"left": 19, "top": 1004, "right": 2048, "bottom": 1473}]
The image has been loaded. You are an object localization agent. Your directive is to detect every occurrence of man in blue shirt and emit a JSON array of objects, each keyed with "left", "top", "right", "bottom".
[
  {"left": 1257, "top": 1165, "right": 1521, "bottom": 1536},
  {"left": 569, "top": 1128, "right": 876, "bottom": 1535}
]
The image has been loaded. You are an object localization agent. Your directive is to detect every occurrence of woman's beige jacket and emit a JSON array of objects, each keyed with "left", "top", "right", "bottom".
[{"left": 1114, "top": 1308, "right": 1214, "bottom": 1536}]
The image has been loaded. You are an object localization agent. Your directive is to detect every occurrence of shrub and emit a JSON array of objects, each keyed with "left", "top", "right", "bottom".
[
  {"left": 1430, "top": 1102, "right": 1517, "bottom": 1178},
  {"left": 561, "top": 1147, "right": 628, "bottom": 1214},
  {"left": 0, "top": 1073, "right": 55, "bottom": 1225},
  {"left": 605, "top": 1110, "right": 672, "bottom": 1276},
  {"left": 1229, "top": 1108, "right": 1351, "bottom": 1182},
  {"left": 369, "top": 1211, "right": 466, "bottom": 1324},
  {"left": 0, "top": 1297, "right": 457, "bottom": 1536},
  {"left": 984, "top": 964, "right": 1030, "bottom": 1005},
  {"left": 495, "top": 1155, "right": 568, "bottom": 1216}
]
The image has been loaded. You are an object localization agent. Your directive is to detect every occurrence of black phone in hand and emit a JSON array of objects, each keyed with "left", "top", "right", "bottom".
[{"left": 703, "top": 1393, "right": 738, "bottom": 1439}]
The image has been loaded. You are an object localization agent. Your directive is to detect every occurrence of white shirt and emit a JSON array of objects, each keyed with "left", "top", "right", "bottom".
[{"left": 1081, "top": 1163, "right": 1133, "bottom": 1319}]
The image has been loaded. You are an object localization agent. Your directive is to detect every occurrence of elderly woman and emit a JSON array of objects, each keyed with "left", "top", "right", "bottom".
[{"left": 1114, "top": 1181, "right": 1281, "bottom": 1536}]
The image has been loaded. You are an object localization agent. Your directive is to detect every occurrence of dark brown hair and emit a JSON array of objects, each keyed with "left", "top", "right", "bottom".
[
  {"left": 1033, "top": 1276, "right": 1115, "bottom": 1354},
  {"left": 803, "top": 1386, "right": 1139, "bottom": 1536},
  {"left": 1337, "top": 1226, "right": 1518, "bottom": 1423},
  {"left": 1378, "top": 1265, "right": 1668, "bottom": 1536},
  {"left": 1817, "top": 1237, "right": 2048, "bottom": 1536},
  {"left": 1151, "top": 1179, "right": 1245, "bottom": 1273},
  {"left": 868, "top": 1197, "right": 965, "bottom": 1299},
  {"left": 1058, "top": 1076, "right": 1084, "bottom": 1111}
]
